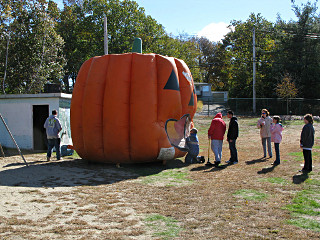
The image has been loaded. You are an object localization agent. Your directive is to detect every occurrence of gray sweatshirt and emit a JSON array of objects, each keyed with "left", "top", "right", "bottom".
[{"left": 44, "top": 115, "right": 62, "bottom": 139}]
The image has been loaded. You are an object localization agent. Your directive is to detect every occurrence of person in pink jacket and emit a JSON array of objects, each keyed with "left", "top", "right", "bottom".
[{"left": 270, "top": 116, "right": 283, "bottom": 166}]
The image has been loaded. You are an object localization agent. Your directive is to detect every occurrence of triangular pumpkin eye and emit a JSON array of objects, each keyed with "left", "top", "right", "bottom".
[
  {"left": 164, "top": 69, "right": 180, "bottom": 91},
  {"left": 188, "top": 92, "right": 194, "bottom": 106}
]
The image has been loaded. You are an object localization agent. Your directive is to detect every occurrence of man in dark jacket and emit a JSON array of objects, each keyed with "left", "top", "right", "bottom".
[{"left": 226, "top": 110, "right": 239, "bottom": 164}]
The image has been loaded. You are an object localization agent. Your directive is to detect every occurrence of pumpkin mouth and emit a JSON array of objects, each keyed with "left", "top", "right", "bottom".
[{"left": 165, "top": 114, "right": 191, "bottom": 152}]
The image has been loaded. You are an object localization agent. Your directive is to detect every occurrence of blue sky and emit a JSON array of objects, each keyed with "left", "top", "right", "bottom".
[{"left": 53, "top": 0, "right": 316, "bottom": 41}]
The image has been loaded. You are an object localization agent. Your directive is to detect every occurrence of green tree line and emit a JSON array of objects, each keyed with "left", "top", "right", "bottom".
[{"left": 0, "top": 0, "right": 320, "bottom": 99}]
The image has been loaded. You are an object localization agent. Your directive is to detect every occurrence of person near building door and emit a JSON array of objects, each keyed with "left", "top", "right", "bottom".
[{"left": 44, "top": 109, "right": 62, "bottom": 161}]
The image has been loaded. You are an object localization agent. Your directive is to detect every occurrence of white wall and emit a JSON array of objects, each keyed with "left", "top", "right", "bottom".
[
  {"left": 0, "top": 96, "right": 63, "bottom": 149},
  {"left": 0, "top": 102, "right": 33, "bottom": 149}
]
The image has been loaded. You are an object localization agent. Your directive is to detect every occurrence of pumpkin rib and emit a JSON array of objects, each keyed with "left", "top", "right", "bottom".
[
  {"left": 82, "top": 56, "right": 109, "bottom": 161},
  {"left": 156, "top": 55, "right": 183, "bottom": 160},
  {"left": 71, "top": 57, "right": 94, "bottom": 160},
  {"left": 130, "top": 53, "right": 158, "bottom": 162},
  {"left": 102, "top": 54, "right": 131, "bottom": 163},
  {"left": 128, "top": 53, "right": 133, "bottom": 162},
  {"left": 155, "top": 54, "right": 160, "bottom": 159}
]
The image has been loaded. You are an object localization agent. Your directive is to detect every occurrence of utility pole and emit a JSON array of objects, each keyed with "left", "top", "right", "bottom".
[
  {"left": 3, "top": 32, "right": 9, "bottom": 94},
  {"left": 104, "top": 14, "right": 108, "bottom": 55},
  {"left": 252, "top": 27, "right": 256, "bottom": 114}
]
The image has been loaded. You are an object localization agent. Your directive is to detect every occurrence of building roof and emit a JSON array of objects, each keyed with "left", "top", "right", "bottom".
[
  {"left": 194, "top": 82, "right": 212, "bottom": 86},
  {"left": 0, "top": 93, "right": 72, "bottom": 100}
]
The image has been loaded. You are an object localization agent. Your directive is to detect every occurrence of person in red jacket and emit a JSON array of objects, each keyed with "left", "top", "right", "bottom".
[{"left": 208, "top": 112, "right": 226, "bottom": 166}]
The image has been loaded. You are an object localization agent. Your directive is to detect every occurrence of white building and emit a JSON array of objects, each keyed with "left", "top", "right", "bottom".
[{"left": 0, "top": 93, "right": 72, "bottom": 150}]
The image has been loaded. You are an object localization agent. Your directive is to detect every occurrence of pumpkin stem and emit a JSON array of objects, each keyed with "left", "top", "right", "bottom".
[{"left": 132, "top": 37, "right": 142, "bottom": 53}]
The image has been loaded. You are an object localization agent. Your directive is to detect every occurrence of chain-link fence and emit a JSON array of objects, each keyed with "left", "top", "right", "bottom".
[{"left": 199, "top": 98, "right": 320, "bottom": 116}]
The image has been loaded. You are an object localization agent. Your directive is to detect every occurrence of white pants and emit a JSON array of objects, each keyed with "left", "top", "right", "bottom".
[{"left": 211, "top": 139, "right": 223, "bottom": 163}]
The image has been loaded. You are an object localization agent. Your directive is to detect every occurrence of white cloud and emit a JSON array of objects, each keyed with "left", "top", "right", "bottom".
[{"left": 197, "top": 22, "right": 233, "bottom": 42}]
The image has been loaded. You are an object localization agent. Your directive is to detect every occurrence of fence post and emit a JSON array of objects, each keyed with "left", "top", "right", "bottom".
[
  {"left": 236, "top": 99, "right": 238, "bottom": 114},
  {"left": 207, "top": 99, "right": 210, "bottom": 116}
]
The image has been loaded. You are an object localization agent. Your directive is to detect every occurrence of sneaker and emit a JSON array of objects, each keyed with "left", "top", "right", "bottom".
[
  {"left": 47, "top": 156, "right": 50, "bottom": 161},
  {"left": 271, "top": 162, "right": 280, "bottom": 166},
  {"left": 214, "top": 161, "right": 220, "bottom": 167},
  {"left": 232, "top": 161, "right": 238, "bottom": 165},
  {"left": 299, "top": 169, "right": 311, "bottom": 173},
  {"left": 226, "top": 160, "right": 232, "bottom": 164},
  {"left": 205, "top": 161, "right": 214, "bottom": 166}
]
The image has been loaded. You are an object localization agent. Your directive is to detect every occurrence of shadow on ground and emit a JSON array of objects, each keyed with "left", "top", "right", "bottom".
[
  {"left": 190, "top": 163, "right": 231, "bottom": 172},
  {"left": 292, "top": 173, "right": 309, "bottom": 184},
  {"left": 0, "top": 158, "right": 186, "bottom": 188},
  {"left": 246, "top": 158, "right": 268, "bottom": 165},
  {"left": 257, "top": 165, "right": 276, "bottom": 174}
]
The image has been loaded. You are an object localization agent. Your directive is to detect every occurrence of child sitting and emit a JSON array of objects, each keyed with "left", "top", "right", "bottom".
[{"left": 185, "top": 128, "right": 200, "bottom": 164}]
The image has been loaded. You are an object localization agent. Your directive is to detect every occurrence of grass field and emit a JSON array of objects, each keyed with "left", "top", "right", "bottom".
[{"left": 0, "top": 116, "right": 319, "bottom": 239}]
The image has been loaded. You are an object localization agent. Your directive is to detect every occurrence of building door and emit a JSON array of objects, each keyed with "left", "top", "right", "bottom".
[{"left": 33, "top": 105, "right": 49, "bottom": 151}]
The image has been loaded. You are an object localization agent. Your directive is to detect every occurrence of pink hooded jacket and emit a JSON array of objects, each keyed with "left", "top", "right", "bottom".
[{"left": 270, "top": 123, "right": 283, "bottom": 143}]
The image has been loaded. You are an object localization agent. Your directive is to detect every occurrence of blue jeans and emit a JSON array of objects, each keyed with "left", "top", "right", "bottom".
[
  {"left": 262, "top": 137, "right": 272, "bottom": 157},
  {"left": 228, "top": 139, "right": 238, "bottom": 162},
  {"left": 211, "top": 139, "right": 223, "bottom": 163},
  {"left": 47, "top": 138, "right": 61, "bottom": 160},
  {"left": 274, "top": 143, "right": 280, "bottom": 164}
]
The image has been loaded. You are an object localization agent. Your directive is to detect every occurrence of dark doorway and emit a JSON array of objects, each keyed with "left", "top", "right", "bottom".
[{"left": 33, "top": 105, "right": 49, "bottom": 151}]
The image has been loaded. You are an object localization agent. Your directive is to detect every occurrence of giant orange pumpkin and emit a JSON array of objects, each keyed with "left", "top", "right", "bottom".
[{"left": 70, "top": 53, "right": 197, "bottom": 163}]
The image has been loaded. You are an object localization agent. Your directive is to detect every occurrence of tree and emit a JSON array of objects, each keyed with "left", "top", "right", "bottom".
[
  {"left": 274, "top": 1, "right": 320, "bottom": 99},
  {"left": 56, "top": 0, "right": 202, "bottom": 91},
  {"left": 276, "top": 74, "right": 298, "bottom": 114},
  {"left": 223, "top": 13, "right": 276, "bottom": 98},
  {"left": 194, "top": 37, "right": 230, "bottom": 90},
  {"left": 0, "top": 0, "right": 65, "bottom": 94}
]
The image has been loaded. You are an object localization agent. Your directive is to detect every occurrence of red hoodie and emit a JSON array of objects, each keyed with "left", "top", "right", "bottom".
[{"left": 208, "top": 113, "right": 226, "bottom": 140}]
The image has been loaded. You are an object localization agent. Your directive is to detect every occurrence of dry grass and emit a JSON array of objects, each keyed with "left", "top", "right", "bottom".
[{"left": 0, "top": 116, "right": 320, "bottom": 239}]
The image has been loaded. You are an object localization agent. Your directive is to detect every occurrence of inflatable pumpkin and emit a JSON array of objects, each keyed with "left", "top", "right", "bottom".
[{"left": 70, "top": 53, "right": 197, "bottom": 163}]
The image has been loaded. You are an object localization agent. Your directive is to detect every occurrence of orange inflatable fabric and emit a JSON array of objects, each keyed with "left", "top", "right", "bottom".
[{"left": 70, "top": 53, "right": 197, "bottom": 163}]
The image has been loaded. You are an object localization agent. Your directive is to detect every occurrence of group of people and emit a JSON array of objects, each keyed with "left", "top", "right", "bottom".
[
  {"left": 44, "top": 108, "right": 315, "bottom": 173},
  {"left": 185, "top": 108, "right": 315, "bottom": 173},
  {"left": 185, "top": 110, "right": 239, "bottom": 166}
]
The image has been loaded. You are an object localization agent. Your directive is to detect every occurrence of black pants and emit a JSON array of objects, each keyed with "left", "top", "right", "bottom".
[
  {"left": 185, "top": 152, "right": 197, "bottom": 164},
  {"left": 303, "top": 149, "right": 312, "bottom": 171},
  {"left": 274, "top": 143, "right": 280, "bottom": 164},
  {"left": 228, "top": 139, "right": 238, "bottom": 162}
]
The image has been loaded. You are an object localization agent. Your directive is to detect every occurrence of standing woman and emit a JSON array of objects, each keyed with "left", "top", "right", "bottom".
[
  {"left": 257, "top": 109, "right": 273, "bottom": 158},
  {"left": 300, "top": 114, "right": 315, "bottom": 172},
  {"left": 270, "top": 116, "right": 283, "bottom": 166}
]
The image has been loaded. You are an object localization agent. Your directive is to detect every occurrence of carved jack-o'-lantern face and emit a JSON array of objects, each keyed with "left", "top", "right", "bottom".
[{"left": 70, "top": 53, "right": 197, "bottom": 163}]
